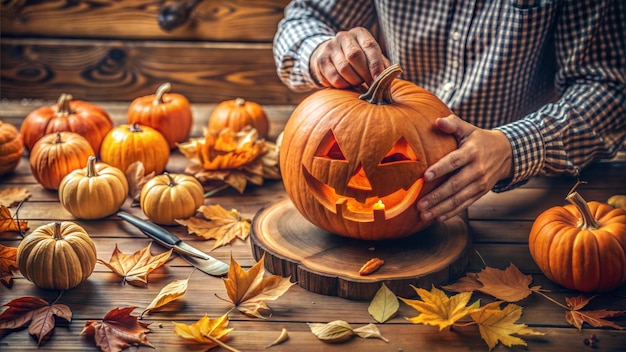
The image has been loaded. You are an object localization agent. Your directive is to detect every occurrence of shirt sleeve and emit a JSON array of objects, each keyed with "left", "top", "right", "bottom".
[
  {"left": 493, "top": 0, "right": 626, "bottom": 192},
  {"left": 273, "top": 0, "right": 378, "bottom": 92}
]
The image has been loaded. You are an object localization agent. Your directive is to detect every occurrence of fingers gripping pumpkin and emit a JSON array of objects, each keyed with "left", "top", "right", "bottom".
[{"left": 280, "top": 64, "right": 457, "bottom": 240}]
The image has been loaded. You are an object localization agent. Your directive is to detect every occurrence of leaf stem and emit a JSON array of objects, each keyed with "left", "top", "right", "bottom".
[
  {"left": 206, "top": 334, "right": 241, "bottom": 352},
  {"left": 453, "top": 321, "right": 478, "bottom": 328},
  {"left": 205, "top": 184, "right": 230, "bottom": 198},
  {"left": 535, "top": 290, "right": 570, "bottom": 310}
]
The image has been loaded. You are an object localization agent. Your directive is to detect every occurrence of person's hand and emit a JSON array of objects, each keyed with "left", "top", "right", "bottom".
[
  {"left": 310, "top": 27, "right": 390, "bottom": 88},
  {"left": 417, "top": 115, "right": 514, "bottom": 222}
]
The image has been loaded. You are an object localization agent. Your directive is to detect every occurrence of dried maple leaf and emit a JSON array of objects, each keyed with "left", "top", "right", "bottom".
[
  {"left": 471, "top": 301, "right": 544, "bottom": 351},
  {"left": 565, "top": 295, "right": 626, "bottom": 330},
  {"left": 81, "top": 306, "right": 153, "bottom": 352},
  {"left": 0, "top": 296, "right": 72, "bottom": 346},
  {"left": 176, "top": 205, "right": 251, "bottom": 250},
  {"left": 222, "top": 254, "right": 295, "bottom": 318},
  {"left": 0, "top": 187, "right": 30, "bottom": 207},
  {"left": 173, "top": 312, "right": 233, "bottom": 349},
  {"left": 0, "top": 205, "right": 28, "bottom": 234},
  {"left": 399, "top": 285, "right": 481, "bottom": 331},
  {"left": 125, "top": 161, "right": 155, "bottom": 207},
  {"left": 98, "top": 243, "right": 172, "bottom": 287},
  {"left": 0, "top": 244, "right": 18, "bottom": 287},
  {"left": 178, "top": 127, "right": 280, "bottom": 193},
  {"left": 444, "top": 263, "right": 541, "bottom": 302}
]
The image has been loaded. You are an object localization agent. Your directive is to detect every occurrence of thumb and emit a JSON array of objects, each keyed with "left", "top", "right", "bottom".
[{"left": 434, "top": 114, "right": 473, "bottom": 141}]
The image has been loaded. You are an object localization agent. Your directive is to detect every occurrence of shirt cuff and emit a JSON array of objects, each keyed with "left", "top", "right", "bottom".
[
  {"left": 298, "top": 35, "right": 334, "bottom": 88},
  {"left": 493, "top": 119, "right": 545, "bottom": 192}
]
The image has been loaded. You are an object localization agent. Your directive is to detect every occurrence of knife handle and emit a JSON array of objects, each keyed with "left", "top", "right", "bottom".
[{"left": 117, "top": 212, "right": 179, "bottom": 246}]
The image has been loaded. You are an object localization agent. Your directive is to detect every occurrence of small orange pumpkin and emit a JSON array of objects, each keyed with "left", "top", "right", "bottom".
[
  {"left": 100, "top": 123, "right": 170, "bottom": 175},
  {"left": 0, "top": 120, "right": 23, "bottom": 176},
  {"left": 208, "top": 98, "right": 269, "bottom": 138},
  {"left": 529, "top": 190, "right": 626, "bottom": 292},
  {"left": 280, "top": 64, "right": 456, "bottom": 240},
  {"left": 127, "top": 82, "right": 193, "bottom": 149},
  {"left": 29, "top": 132, "right": 95, "bottom": 190},
  {"left": 20, "top": 94, "right": 113, "bottom": 155},
  {"left": 140, "top": 172, "right": 204, "bottom": 225}
]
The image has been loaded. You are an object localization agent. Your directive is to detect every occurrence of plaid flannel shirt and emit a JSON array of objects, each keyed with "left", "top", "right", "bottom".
[{"left": 273, "top": 0, "right": 626, "bottom": 191}]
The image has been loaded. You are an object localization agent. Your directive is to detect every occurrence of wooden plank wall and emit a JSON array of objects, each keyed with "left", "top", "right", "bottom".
[{"left": 0, "top": 0, "right": 308, "bottom": 104}]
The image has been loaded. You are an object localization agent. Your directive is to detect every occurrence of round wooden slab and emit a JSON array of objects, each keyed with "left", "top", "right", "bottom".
[{"left": 250, "top": 199, "right": 471, "bottom": 300}]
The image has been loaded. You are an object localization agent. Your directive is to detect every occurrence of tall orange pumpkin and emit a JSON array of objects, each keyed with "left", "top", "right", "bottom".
[
  {"left": 280, "top": 64, "right": 457, "bottom": 240},
  {"left": 0, "top": 120, "right": 23, "bottom": 176},
  {"left": 127, "top": 82, "right": 193, "bottom": 149},
  {"left": 529, "top": 190, "right": 626, "bottom": 292},
  {"left": 208, "top": 98, "right": 269, "bottom": 138},
  {"left": 20, "top": 94, "right": 113, "bottom": 155}
]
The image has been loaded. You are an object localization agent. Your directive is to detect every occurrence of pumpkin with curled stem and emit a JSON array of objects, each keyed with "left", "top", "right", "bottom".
[
  {"left": 0, "top": 120, "right": 23, "bottom": 176},
  {"left": 140, "top": 172, "right": 204, "bottom": 225},
  {"left": 16, "top": 221, "right": 97, "bottom": 290},
  {"left": 59, "top": 156, "right": 129, "bottom": 219},
  {"left": 127, "top": 82, "right": 193, "bottom": 149},
  {"left": 280, "top": 64, "right": 457, "bottom": 240},
  {"left": 20, "top": 94, "right": 113, "bottom": 155},
  {"left": 208, "top": 98, "right": 270, "bottom": 138},
  {"left": 529, "top": 190, "right": 626, "bottom": 292}
]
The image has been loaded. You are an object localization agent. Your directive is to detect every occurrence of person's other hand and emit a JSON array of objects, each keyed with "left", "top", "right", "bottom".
[
  {"left": 417, "top": 115, "right": 514, "bottom": 222},
  {"left": 310, "top": 27, "right": 390, "bottom": 88}
]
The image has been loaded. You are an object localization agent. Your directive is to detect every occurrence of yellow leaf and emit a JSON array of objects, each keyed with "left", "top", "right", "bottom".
[
  {"left": 368, "top": 283, "right": 399, "bottom": 323},
  {"left": 0, "top": 205, "right": 28, "bottom": 234},
  {"left": 222, "top": 254, "right": 295, "bottom": 318},
  {"left": 176, "top": 205, "right": 251, "bottom": 250},
  {"left": 97, "top": 243, "right": 172, "bottom": 287},
  {"left": 173, "top": 312, "right": 233, "bottom": 348},
  {"left": 0, "top": 187, "right": 30, "bottom": 207},
  {"left": 142, "top": 276, "right": 190, "bottom": 316},
  {"left": 399, "top": 285, "right": 480, "bottom": 330},
  {"left": 472, "top": 301, "right": 544, "bottom": 351}
]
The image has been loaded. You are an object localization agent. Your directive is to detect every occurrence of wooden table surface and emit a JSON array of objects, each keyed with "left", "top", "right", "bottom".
[{"left": 1, "top": 101, "right": 626, "bottom": 351}]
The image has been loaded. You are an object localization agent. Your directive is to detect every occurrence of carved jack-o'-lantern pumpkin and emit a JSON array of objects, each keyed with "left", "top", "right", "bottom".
[{"left": 280, "top": 64, "right": 457, "bottom": 240}]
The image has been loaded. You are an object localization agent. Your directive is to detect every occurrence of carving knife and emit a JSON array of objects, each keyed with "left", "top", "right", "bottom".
[{"left": 117, "top": 211, "right": 229, "bottom": 277}]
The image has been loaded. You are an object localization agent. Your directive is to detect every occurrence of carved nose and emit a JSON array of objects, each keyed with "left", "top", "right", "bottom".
[{"left": 347, "top": 164, "right": 372, "bottom": 191}]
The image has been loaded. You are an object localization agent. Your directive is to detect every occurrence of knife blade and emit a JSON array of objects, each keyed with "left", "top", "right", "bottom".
[{"left": 117, "top": 212, "right": 229, "bottom": 277}]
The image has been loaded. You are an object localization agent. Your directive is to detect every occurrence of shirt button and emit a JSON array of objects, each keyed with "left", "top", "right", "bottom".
[
  {"left": 451, "top": 59, "right": 460, "bottom": 69},
  {"left": 442, "top": 81, "right": 455, "bottom": 92},
  {"left": 451, "top": 32, "right": 461, "bottom": 41}
]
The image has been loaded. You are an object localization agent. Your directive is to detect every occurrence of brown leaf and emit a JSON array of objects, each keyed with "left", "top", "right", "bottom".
[
  {"left": 125, "top": 162, "right": 155, "bottom": 207},
  {"left": 222, "top": 254, "right": 295, "bottom": 318},
  {"left": 0, "top": 244, "right": 18, "bottom": 287},
  {"left": 0, "top": 187, "right": 30, "bottom": 207},
  {"left": 442, "top": 272, "right": 482, "bottom": 292},
  {"left": 176, "top": 205, "right": 251, "bottom": 250},
  {"left": 0, "top": 296, "right": 72, "bottom": 346},
  {"left": 565, "top": 295, "right": 626, "bottom": 330},
  {"left": 81, "top": 306, "right": 153, "bottom": 351},
  {"left": 0, "top": 205, "right": 28, "bottom": 234},
  {"left": 97, "top": 243, "right": 172, "bottom": 287}
]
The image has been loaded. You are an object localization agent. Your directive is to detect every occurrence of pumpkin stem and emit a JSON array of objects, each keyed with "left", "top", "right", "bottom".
[
  {"left": 566, "top": 191, "right": 601, "bottom": 230},
  {"left": 358, "top": 63, "right": 403, "bottom": 105},
  {"left": 129, "top": 123, "right": 143, "bottom": 133},
  {"left": 52, "top": 222, "right": 63, "bottom": 240},
  {"left": 85, "top": 156, "right": 98, "bottom": 177},
  {"left": 56, "top": 93, "right": 74, "bottom": 117},
  {"left": 164, "top": 172, "right": 175, "bottom": 187},
  {"left": 53, "top": 131, "right": 63, "bottom": 144},
  {"left": 153, "top": 82, "right": 172, "bottom": 105},
  {"left": 235, "top": 97, "right": 245, "bottom": 106}
]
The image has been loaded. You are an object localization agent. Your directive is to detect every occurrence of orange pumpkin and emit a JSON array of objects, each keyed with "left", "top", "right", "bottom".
[
  {"left": 208, "top": 98, "right": 269, "bottom": 138},
  {"left": 20, "top": 94, "right": 113, "bottom": 155},
  {"left": 29, "top": 132, "right": 95, "bottom": 190},
  {"left": 100, "top": 123, "right": 170, "bottom": 175},
  {"left": 127, "top": 82, "right": 193, "bottom": 149},
  {"left": 529, "top": 190, "right": 626, "bottom": 292},
  {"left": 280, "top": 64, "right": 457, "bottom": 240},
  {"left": 0, "top": 120, "right": 23, "bottom": 176}
]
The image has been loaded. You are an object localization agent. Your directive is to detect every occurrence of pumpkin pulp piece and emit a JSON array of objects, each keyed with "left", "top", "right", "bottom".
[
  {"left": 358, "top": 63, "right": 403, "bottom": 105},
  {"left": 153, "top": 82, "right": 171, "bottom": 105}
]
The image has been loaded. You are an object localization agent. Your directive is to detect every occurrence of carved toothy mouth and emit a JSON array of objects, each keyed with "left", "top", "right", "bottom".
[{"left": 302, "top": 165, "right": 424, "bottom": 223}]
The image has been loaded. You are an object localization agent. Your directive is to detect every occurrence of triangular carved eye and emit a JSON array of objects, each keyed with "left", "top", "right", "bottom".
[
  {"left": 379, "top": 137, "right": 417, "bottom": 165},
  {"left": 315, "top": 130, "right": 346, "bottom": 160}
]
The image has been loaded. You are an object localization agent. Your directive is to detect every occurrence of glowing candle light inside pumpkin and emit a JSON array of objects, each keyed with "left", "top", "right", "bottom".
[
  {"left": 373, "top": 200, "right": 385, "bottom": 222},
  {"left": 373, "top": 200, "right": 385, "bottom": 210}
]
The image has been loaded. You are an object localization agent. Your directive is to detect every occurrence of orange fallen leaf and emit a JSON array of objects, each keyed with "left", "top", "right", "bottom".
[
  {"left": 0, "top": 244, "right": 18, "bottom": 287},
  {"left": 98, "top": 243, "right": 172, "bottom": 287},
  {"left": 81, "top": 306, "right": 153, "bottom": 351},
  {"left": 176, "top": 205, "right": 251, "bottom": 250},
  {"left": 125, "top": 161, "right": 155, "bottom": 207},
  {"left": 565, "top": 295, "right": 626, "bottom": 330},
  {"left": 0, "top": 187, "right": 30, "bottom": 207},
  {"left": 222, "top": 254, "right": 295, "bottom": 318},
  {"left": 0, "top": 205, "right": 28, "bottom": 234},
  {"left": 173, "top": 312, "right": 234, "bottom": 349},
  {"left": 142, "top": 274, "right": 191, "bottom": 317},
  {"left": 0, "top": 295, "right": 72, "bottom": 346}
]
